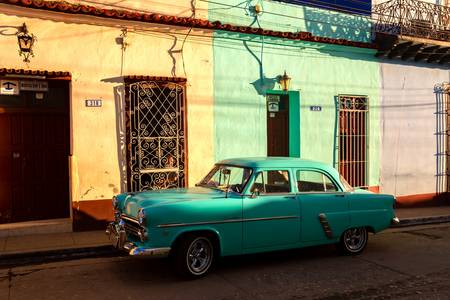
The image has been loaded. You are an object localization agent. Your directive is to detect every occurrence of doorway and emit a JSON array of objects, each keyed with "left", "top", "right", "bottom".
[
  {"left": 267, "top": 93, "right": 289, "bottom": 157},
  {"left": 0, "top": 78, "right": 70, "bottom": 224}
]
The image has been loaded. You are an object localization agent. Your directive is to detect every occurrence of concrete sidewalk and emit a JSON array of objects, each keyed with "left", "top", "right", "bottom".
[
  {"left": 0, "top": 205, "right": 449, "bottom": 262},
  {"left": 0, "top": 230, "right": 111, "bottom": 257}
]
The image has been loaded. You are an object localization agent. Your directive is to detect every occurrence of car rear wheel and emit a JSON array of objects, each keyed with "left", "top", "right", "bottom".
[
  {"left": 173, "top": 234, "right": 215, "bottom": 278},
  {"left": 338, "top": 227, "right": 368, "bottom": 255}
]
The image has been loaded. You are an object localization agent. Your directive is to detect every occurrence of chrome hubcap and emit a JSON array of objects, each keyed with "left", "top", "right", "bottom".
[
  {"left": 187, "top": 238, "right": 212, "bottom": 275},
  {"left": 344, "top": 228, "right": 366, "bottom": 251}
]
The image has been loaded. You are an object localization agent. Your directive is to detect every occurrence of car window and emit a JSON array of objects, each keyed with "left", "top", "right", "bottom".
[
  {"left": 198, "top": 164, "right": 252, "bottom": 193},
  {"left": 296, "top": 170, "right": 338, "bottom": 192},
  {"left": 251, "top": 170, "right": 291, "bottom": 194}
]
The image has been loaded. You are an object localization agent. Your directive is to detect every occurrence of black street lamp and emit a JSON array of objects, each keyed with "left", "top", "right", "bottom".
[{"left": 17, "top": 23, "right": 36, "bottom": 62}]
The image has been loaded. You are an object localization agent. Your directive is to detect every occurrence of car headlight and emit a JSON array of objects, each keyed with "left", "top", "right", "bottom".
[{"left": 138, "top": 208, "right": 146, "bottom": 226}]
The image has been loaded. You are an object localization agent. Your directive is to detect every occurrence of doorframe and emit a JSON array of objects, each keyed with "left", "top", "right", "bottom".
[
  {"left": 0, "top": 71, "right": 73, "bottom": 223},
  {"left": 265, "top": 90, "right": 301, "bottom": 158}
]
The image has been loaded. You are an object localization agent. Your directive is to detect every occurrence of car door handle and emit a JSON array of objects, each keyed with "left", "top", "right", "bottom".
[
  {"left": 335, "top": 194, "right": 345, "bottom": 197},
  {"left": 284, "top": 196, "right": 296, "bottom": 199}
]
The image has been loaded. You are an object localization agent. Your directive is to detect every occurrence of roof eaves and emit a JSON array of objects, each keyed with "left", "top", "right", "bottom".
[{"left": 2, "top": 0, "right": 376, "bottom": 49}]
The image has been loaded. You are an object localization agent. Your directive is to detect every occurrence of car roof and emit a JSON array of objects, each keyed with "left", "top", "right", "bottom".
[{"left": 218, "top": 157, "right": 335, "bottom": 171}]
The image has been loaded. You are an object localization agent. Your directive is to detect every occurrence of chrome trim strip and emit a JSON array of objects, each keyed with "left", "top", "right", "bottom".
[
  {"left": 121, "top": 214, "right": 140, "bottom": 224},
  {"left": 318, "top": 213, "right": 333, "bottom": 239},
  {"left": 157, "top": 215, "right": 298, "bottom": 228},
  {"left": 129, "top": 247, "right": 171, "bottom": 256}
]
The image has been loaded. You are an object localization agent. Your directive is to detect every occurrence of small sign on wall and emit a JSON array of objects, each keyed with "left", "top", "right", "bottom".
[
  {"left": 310, "top": 106, "right": 322, "bottom": 112},
  {"left": 267, "top": 94, "right": 280, "bottom": 113},
  {"left": 85, "top": 99, "right": 102, "bottom": 107},
  {"left": 0, "top": 80, "right": 19, "bottom": 95},
  {"left": 268, "top": 102, "right": 279, "bottom": 112},
  {"left": 20, "top": 80, "right": 48, "bottom": 92}
]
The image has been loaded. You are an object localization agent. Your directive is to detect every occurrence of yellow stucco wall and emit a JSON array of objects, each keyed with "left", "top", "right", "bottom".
[{"left": 0, "top": 6, "right": 214, "bottom": 206}]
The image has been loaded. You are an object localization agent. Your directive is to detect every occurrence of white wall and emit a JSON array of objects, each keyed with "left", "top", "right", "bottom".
[{"left": 380, "top": 62, "right": 450, "bottom": 196}]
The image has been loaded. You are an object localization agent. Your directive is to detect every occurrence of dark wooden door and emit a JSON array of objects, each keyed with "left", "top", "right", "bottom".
[
  {"left": 0, "top": 80, "right": 70, "bottom": 224},
  {"left": 267, "top": 94, "right": 289, "bottom": 157}
]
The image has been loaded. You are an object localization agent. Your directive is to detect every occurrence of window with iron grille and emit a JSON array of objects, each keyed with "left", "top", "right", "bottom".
[
  {"left": 125, "top": 80, "right": 187, "bottom": 192},
  {"left": 435, "top": 83, "right": 450, "bottom": 194},
  {"left": 337, "top": 95, "right": 369, "bottom": 189}
]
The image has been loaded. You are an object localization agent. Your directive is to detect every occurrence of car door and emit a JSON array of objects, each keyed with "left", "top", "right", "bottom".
[
  {"left": 243, "top": 169, "right": 300, "bottom": 249},
  {"left": 295, "top": 169, "right": 349, "bottom": 243}
]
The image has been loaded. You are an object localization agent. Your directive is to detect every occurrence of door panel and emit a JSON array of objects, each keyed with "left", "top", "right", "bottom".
[
  {"left": 0, "top": 80, "right": 70, "bottom": 223},
  {"left": 299, "top": 194, "right": 349, "bottom": 242},
  {"left": 243, "top": 195, "right": 299, "bottom": 249},
  {"left": 267, "top": 94, "right": 289, "bottom": 157}
]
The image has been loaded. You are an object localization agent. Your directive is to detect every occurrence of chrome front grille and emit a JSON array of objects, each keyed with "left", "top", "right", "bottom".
[{"left": 121, "top": 215, "right": 146, "bottom": 241}]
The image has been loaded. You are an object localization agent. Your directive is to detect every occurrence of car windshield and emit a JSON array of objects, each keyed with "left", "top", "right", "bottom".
[
  {"left": 198, "top": 165, "right": 253, "bottom": 194},
  {"left": 340, "top": 175, "right": 354, "bottom": 192}
]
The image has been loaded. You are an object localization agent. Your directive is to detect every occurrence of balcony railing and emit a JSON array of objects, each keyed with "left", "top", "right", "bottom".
[{"left": 373, "top": 0, "right": 450, "bottom": 42}]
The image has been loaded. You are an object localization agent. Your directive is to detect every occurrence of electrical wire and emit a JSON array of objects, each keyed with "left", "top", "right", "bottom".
[
  {"left": 67, "top": 0, "right": 409, "bottom": 43},
  {"left": 198, "top": 0, "right": 383, "bottom": 38},
  {"left": 76, "top": 0, "right": 390, "bottom": 35},
  {"left": 199, "top": 0, "right": 374, "bottom": 17}
]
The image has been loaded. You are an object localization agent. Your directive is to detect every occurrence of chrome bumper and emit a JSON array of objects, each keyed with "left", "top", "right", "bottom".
[
  {"left": 391, "top": 217, "right": 400, "bottom": 225},
  {"left": 106, "top": 222, "right": 170, "bottom": 257}
]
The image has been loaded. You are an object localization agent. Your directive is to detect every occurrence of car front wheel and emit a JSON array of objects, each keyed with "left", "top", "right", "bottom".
[
  {"left": 338, "top": 227, "right": 368, "bottom": 255},
  {"left": 173, "top": 234, "right": 215, "bottom": 278}
]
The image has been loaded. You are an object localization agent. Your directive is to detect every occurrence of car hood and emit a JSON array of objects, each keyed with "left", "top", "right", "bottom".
[{"left": 122, "top": 187, "right": 226, "bottom": 217}]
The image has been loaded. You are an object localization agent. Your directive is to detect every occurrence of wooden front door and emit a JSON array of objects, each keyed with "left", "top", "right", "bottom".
[
  {"left": 267, "top": 94, "right": 289, "bottom": 157},
  {"left": 0, "top": 80, "right": 70, "bottom": 224}
]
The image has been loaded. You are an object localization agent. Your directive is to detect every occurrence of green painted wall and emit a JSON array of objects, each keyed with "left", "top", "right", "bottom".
[
  {"left": 213, "top": 31, "right": 381, "bottom": 187},
  {"left": 208, "top": 0, "right": 372, "bottom": 43}
]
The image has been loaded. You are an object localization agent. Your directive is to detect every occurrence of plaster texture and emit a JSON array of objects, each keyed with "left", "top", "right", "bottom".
[
  {"left": 379, "top": 62, "right": 450, "bottom": 197},
  {"left": 0, "top": 7, "right": 214, "bottom": 206},
  {"left": 212, "top": 31, "right": 381, "bottom": 186},
  {"left": 208, "top": 0, "right": 372, "bottom": 42}
]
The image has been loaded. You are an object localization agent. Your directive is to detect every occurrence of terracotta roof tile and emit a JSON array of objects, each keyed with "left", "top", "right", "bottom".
[
  {"left": 0, "top": 68, "right": 71, "bottom": 78},
  {"left": 124, "top": 75, "right": 186, "bottom": 82}
]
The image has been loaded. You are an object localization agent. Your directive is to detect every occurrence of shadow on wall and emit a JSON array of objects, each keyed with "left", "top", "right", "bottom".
[
  {"left": 73, "top": 208, "right": 113, "bottom": 231},
  {"left": 101, "top": 77, "right": 128, "bottom": 194},
  {"left": 302, "top": 6, "right": 372, "bottom": 43},
  {"left": 243, "top": 40, "right": 279, "bottom": 95}
]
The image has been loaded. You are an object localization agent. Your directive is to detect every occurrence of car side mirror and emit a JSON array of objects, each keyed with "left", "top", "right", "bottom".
[{"left": 251, "top": 188, "right": 260, "bottom": 198}]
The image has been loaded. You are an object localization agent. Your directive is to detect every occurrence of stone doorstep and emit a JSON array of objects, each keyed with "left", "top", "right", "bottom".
[{"left": 0, "top": 218, "right": 73, "bottom": 238}]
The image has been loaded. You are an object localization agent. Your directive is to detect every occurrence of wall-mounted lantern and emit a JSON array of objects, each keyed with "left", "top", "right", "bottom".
[
  {"left": 279, "top": 71, "right": 291, "bottom": 92},
  {"left": 17, "top": 23, "right": 36, "bottom": 63}
]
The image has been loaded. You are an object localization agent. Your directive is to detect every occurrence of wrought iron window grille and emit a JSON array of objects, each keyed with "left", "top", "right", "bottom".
[
  {"left": 336, "top": 95, "right": 369, "bottom": 189},
  {"left": 125, "top": 80, "right": 187, "bottom": 192},
  {"left": 435, "top": 82, "right": 450, "bottom": 194}
]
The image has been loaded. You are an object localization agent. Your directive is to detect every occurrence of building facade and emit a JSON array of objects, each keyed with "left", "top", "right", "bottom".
[{"left": 0, "top": 0, "right": 448, "bottom": 232}]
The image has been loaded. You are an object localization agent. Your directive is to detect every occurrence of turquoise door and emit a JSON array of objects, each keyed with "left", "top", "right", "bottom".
[
  {"left": 243, "top": 169, "right": 300, "bottom": 249},
  {"left": 295, "top": 169, "right": 349, "bottom": 242}
]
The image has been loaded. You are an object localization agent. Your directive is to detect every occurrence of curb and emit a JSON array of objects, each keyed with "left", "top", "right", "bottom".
[
  {"left": 391, "top": 215, "right": 450, "bottom": 228},
  {"left": 0, "top": 245, "right": 121, "bottom": 269}
]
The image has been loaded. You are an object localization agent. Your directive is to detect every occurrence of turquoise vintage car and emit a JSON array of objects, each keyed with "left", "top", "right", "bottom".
[{"left": 106, "top": 157, "right": 398, "bottom": 277}]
